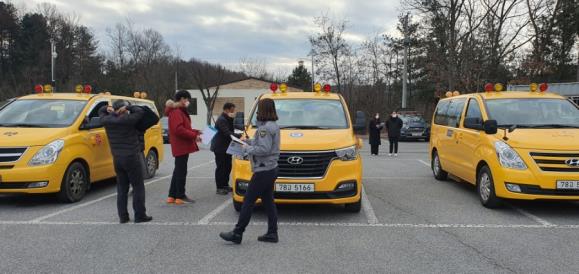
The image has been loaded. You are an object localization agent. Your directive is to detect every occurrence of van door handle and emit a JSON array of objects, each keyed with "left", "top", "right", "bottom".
[{"left": 456, "top": 132, "right": 463, "bottom": 143}]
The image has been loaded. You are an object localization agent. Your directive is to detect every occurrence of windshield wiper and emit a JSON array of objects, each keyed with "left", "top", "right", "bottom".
[
  {"left": 280, "top": 126, "right": 331, "bottom": 129},
  {"left": 0, "top": 123, "right": 49, "bottom": 128},
  {"left": 521, "top": 124, "right": 579, "bottom": 129}
]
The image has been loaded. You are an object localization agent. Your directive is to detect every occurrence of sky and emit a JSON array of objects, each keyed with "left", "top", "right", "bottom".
[{"left": 13, "top": 0, "right": 403, "bottom": 74}]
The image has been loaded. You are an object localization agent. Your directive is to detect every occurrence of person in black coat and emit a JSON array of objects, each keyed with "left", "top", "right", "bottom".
[
  {"left": 368, "top": 113, "right": 384, "bottom": 155},
  {"left": 99, "top": 100, "right": 152, "bottom": 224},
  {"left": 385, "top": 111, "right": 404, "bottom": 156},
  {"left": 211, "top": 103, "right": 242, "bottom": 195}
]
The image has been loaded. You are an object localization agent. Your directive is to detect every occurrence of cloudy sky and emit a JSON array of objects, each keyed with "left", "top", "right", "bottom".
[{"left": 14, "top": 0, "right": 403, "bottom": 73}]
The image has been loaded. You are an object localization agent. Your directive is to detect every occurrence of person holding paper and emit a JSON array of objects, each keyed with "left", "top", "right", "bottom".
[
  {"left": 211, "top": 103, "right": 241, "bottom": 195},
  {"left": 165, "top": 90, "right": 201, "bottom": 205},
  {"left": 220, "top": 98, "right": 280, "bottom": 244}
]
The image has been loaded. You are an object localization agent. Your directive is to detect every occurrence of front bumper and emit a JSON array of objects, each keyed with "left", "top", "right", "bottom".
[
  {"left": 232, "top": 157, "right": 363, "bottom": 204},
  {"left": 0, "top": 164, "right": 64, "bottom": 194}
]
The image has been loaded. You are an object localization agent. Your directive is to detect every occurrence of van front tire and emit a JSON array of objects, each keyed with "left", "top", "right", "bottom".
[
  {"left": 345, "top": 196, "right": 362, "bottom": 213},
  {"left": 477, "top": 166, "right": 502, "bottom": 208},
  {"left": 58, "top": 162, "right": 89, "bottom": 203}
]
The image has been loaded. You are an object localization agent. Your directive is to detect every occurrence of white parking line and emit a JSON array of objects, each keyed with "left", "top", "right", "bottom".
[
  {"left": 1, "top": 220, "right": 577, "bottom": 229},
  {"left": 29, "top": 161, "right": 215, "bottom": 223},
  {"left": 362, "top": 186, "right": 379, "bottom": 224},
  {"left": 510, "top": 205, "right": 555, "bottom": 227},
  {"left": 198, "top": 199, "right": 232, "bottom": 225},
  {"left": 417, "top": 159, "right": 431, "bottom": 167}
]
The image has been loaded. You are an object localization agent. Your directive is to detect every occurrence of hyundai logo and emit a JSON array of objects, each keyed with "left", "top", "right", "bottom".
[
  {"left": 287, "top": 156, "right": 304, "bottom": 165},
  {"left": 3, "top": 132, "right": 17, "bottom": 137},
  {"left": 566, "top": 159, "right": 579, "bottom": 167}
]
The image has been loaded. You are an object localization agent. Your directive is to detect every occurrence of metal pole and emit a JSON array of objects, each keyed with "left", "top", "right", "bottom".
[
  {"left": 311, "top": 54, "right": 315, "bottom": 92},
  {"left": 51, "top": 39, "right": 56, "bottom": 91},
  {"left": 401, "top": 14, "right": 409, "bottom": 109}
]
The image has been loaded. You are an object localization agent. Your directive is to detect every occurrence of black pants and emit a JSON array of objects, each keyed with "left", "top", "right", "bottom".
[
  {"left": 235, "top": 168, "right": 279, "bottom": 235},
  {"left": 114, "top": 153, "right": 147, "bottom": 219},
  {"left": 139, "top": 152, "right": 148, "bottom": 178},
  {"left": 214, "top": 152, "right": 232, "bottom": 189},
  {"left": 389, "top": 137, "right": 399, "bottom": 153},
  {"left": 371, "top": 144, "right": 379, "bottom": 155},
  {"left": 169, "top": 154, "right": 189, "bottom": 199}
]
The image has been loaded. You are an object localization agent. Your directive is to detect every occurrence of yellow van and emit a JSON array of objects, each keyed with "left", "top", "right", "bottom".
[
  {"left": 0, "top": 90, "right": 164, "bottom": 202},
  {"left": 231, "top": 89, "right": 366, "bottom": 212},
  {"left": 429, "top": 84, "right": 579, "bottom": 208}
]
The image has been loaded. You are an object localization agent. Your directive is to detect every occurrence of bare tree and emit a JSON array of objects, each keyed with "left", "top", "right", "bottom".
[
  {"left": 309, "top": 15, "right": 350, "bottom": 93},
  {"left": 192, "top": 61, "right": 225, "bottom": 125},
  {"left": 238, "top": 56, "right": 269, "bottom": 79}
]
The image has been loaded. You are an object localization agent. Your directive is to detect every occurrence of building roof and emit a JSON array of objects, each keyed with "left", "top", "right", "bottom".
[{"left": 208, "top": 77, "right": 303, "bottom": 92}]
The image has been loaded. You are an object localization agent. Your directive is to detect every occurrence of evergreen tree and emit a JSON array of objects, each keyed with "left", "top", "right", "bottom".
[{"left": 287, "top": 62, "right": 312, "bottom": 91}]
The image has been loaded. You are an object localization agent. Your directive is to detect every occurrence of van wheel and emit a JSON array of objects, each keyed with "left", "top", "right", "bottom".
[
  {"left": 477, "top": 166, "right": 502, "bottom": 208},
  {"left": 145, "top": 150, "right": 158, "bottom": 179},
  {"left": 58, "top": 162, "right": 89, "bottom": 203},
  {"left": 345, "top": 196, "right": 362, "bottom": 213},
  {"left": 233, "top": 200, "right": 243, "bottom": 212},
  {"left": 432, "top": 151, "right": 448, "bottom": 180}
]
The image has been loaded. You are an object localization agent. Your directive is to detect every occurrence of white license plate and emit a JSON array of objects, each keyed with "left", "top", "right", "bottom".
[
  {"left": 275, "top": 183, "right": 314, "bottom": 193},
  {"left": 412, "top": 133, "right": 422, "bottom": 136},
  {"left": 556, "top": 181, "right": 579, "bottom": 190}
]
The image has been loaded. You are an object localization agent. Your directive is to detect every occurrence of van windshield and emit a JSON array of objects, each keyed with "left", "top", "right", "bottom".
[
  {"left": 0, "top": 99, "right": 87, "bottom": 128},
  {"left": 486, "top": 98, "right": 579, "bottom": 128},
  {"left": 251, "top": 99, "right": 349, "bottom": 129}
]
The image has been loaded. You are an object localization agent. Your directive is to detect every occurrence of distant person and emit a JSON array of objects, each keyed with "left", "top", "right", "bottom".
[
  {"left": 386, "top": 111, "right": 403, "bottom": 157},
  {"left": 211, "top": 102, "right": 242, "bottom": 195},
  {"left": 99, "top": 100, "right": 152, "bottom": 224},
  {"left": 220, "top": 98, "right": 280, "bottom": 244},
  {"left": 368, "top": 113, "right": 384, "bottom": 156},
  {"left": 165, "top": 90, "right": 201, "bottom": 205}
]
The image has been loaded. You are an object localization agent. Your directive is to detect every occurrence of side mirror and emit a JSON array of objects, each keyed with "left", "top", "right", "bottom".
[
  {"left": 353, "top": 111, "right": 366, "bottom": 134},
  {"left": 483, "top": 120, "right": 498, "bottom": 135},
  {"left": 81, "top": 117, "right": 103, "bottom": 130},
  {"left": 464, "top": 117, "right": 483, "bottom": 130},
  {"left": 234, "top": 112, "right": 245, "bottom": 130}
]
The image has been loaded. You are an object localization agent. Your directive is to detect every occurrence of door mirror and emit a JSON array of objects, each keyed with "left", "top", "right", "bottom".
[
  {"left": 80, "top": 117, "right": 103, "bottom": 130},
  {"left": 483, "top": 120, "right": 498, "bottom": 135},
  {"left": 464, "top": 117, "right": 483, "bottom": 130},
  {"left": 233, "top": 112, "right": 245, "bottom": 130},
  {"left": 353, "top": 111, "right": 366, "bottom": 134}
]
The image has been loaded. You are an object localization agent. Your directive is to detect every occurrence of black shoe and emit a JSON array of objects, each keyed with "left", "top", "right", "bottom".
[
  {"left": 226, "top": 186, "right": 233, "bottom": 193},
  {"left": 216, "top": 188, "right": 229, "bottom": 195},
  {"left": 134, "top": 215, "right": 153, "bottom": 223},
  {"left": 219, "top": 231, "right": 242, "bottom": 244},
  {"left": 119, "top": 216, "right": 130, "bottom": 224},
  {"left": 258, "top": 233, "right": 279, "bottom": 243}
]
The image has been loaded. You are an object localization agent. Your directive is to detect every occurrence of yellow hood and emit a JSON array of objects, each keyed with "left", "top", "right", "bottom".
[
  {"left": 0, "top": 128, "right": 67, "bottom": 147},
  {"left": 496, "top": 129, "right": 579, "bottom": 151},
  {"left": 247, "top": 128, "right": 356, "bottom": 151}
]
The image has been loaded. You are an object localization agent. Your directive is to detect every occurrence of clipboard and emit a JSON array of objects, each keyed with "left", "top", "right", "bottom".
[
  {"left": 230, "top": 135, "right": 248, "bottom": 146},
  {"left": 226, "top": 142, "right": 244, "bottom": 156}
]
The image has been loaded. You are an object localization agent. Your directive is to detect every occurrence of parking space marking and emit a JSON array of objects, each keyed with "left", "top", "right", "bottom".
[
  {"left": 29, "top": 161, "right": 215, "bottom": 223},
  {"left": 417, "top": 159, "right": 431, "bottom": 167},
  {"left": 361, "top": 186, "right": 379, "bottom": 224},
  {"left": 510, "top": 205, "right": 555, "bottom": 227},
  {"left": 1, "top": 220, "right": 578, "bottom": 229},
  {"left": 198, "top": 199, "right": 232, "bottom": 225}
]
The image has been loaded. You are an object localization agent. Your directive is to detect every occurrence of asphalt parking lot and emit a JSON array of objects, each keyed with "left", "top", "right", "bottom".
[{"left": 1, "top": 141, "right": 579, "bottom": 273}]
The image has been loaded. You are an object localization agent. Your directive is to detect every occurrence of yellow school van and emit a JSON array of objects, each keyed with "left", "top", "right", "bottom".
[
  {"left": 429, "top": 83, "right": 579, "bottom": 208},
  {"left": 0, "top": 87, "right": 163, "bottom": 202},
  {"left": 231, "top": 84, "right": 366, "bottom": 212}
]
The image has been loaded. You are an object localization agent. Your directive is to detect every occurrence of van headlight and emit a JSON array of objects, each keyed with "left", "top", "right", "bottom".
[
  {"left": 494, "top": 141, "right": 527, "bottom": 170},
  {"left": 336, "top": 146, "right": 358, "bottom": 161},
  {"left": 29, "top": 140, "right": 65, "bottom": 166}
]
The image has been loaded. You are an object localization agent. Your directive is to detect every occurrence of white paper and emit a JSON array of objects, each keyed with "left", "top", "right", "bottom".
[
  {"left": 226, "top": 142, "right": 244, "bottom": 156},
  {"left": 201, "top": 126, "right": 217, "bottom": 145},
  {"left": 230, "top": 134, "right": 248, "bottom": 146}
]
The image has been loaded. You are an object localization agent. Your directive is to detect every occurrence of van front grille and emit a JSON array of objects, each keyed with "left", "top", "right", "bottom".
[
  {"left": 530, "top": 152, "right": 579, "bottom": 173},
  {"left": 278, "top": 151, "right": 337, "bottom": 178},
  {"left": 0, "top": 147, "right": 27, "bottom": 163}
]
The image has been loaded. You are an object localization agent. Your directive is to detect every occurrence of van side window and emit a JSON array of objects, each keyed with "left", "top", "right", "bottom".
[
  {"left": 434, "top": 100, "right": 450, "bottom": 125},
  {"left": 446, "top": 99, "right": 466, "bottom": 128},
  {"left": 464, "top": 99, "right": 483, "bottom": 128}
]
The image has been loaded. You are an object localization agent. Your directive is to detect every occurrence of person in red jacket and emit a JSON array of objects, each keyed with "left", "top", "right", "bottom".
[{"left": 165, "top": 90, "right": 201, "bottom": 205}]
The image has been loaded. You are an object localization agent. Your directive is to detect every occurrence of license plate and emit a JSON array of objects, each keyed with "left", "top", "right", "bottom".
[
  {"left": 412, "top": 133, "right": 422, "bottom": 137},
  {"left": 556, "top": 181, "right": 579, "bottom": 190},
  {"left": 275, "top": 183, "right": 314, "bottom": 193}
]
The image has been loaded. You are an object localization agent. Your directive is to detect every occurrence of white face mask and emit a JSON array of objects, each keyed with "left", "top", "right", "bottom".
[
  {"left": 227, "top": 112, "right": 235, "bottom": 118},
  {"left": 183, "top": 101, "right": 190, "bottom": 108},
  {"left": 375, "top": 115, "right": 379, "bottom": 119},
  {"left": 392, "top": 114, "right": 397, "bottom": 118}
]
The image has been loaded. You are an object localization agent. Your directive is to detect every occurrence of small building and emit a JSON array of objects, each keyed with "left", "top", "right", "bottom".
[
  {"left": 507, "top": 82, "right": 579, "bottom": 105},
  {"left": 185, "top": 78, "right": 302, "bottom": 128}
]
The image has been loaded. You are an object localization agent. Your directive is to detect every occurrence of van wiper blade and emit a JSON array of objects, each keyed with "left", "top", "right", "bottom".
[
  {"left": 523, "top": 124, "right": 579, "bottom": 129},
  {"left": 280, "top": 126, "right": 330, "bottom": 129},
  {"left": 0, "top": 123, "right": 48, "bottom": 128}
]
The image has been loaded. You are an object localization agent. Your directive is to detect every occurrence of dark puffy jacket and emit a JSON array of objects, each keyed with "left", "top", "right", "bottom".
[
  {"left": 368, "top": 118, "right": 383, "bottom": 145},
  {"left": 386, "top": 117, "right": 404, "bottom": 138},
  {"left": 211, "top": 112, "right": 241, "bottom": 154},
  {"left": 99, "top": 105, "right": 144, "bottom": 157},
  {"left": 165, "top": 100, "right": 200, "bottom": 157}
]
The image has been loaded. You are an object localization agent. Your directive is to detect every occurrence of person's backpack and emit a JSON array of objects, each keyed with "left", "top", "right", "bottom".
[{"left": 135, "top": 105, "right": 160, "bottom": 132}]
